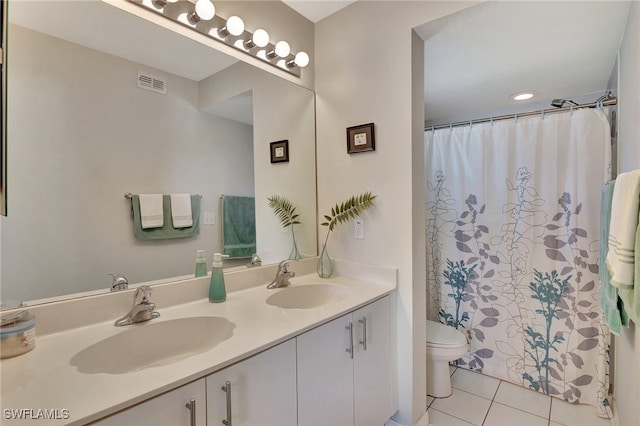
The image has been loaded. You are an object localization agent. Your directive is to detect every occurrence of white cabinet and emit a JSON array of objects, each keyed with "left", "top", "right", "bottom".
[
  {"left": 206, "top": 339, "right": 297, "bottom": 426},
  {"left": 353, "top": 296, "right": 393, "bottom": 425},
  {"left": 297, "top": 296, "right": 392, "bottom": 426},
  {"left": 297, "top": 311, "right": 354, "bottom": 426},
  {"left": 92, "top": 379, "right": 205, "bottom": 426},
  {"left": 92, "top": 295, "right": 392, "bottom": 426}
]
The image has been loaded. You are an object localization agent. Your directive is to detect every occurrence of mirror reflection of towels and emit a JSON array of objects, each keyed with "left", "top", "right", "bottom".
[
  {"left": 221, "top": 195, "right": 256, "bottom": 259},
  {"left": 132, "top": 195, "right": 200, "bottom": 240},
  {"left": 138, "top": 194, "right": 164, "bottom": 229},
  {"left": 170, "top": 193, "right": 193, "bottom": 228}
]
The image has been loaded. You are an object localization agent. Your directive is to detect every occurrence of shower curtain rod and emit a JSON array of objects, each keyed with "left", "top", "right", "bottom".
[{"left": 425, "top": 98, "right": 617, "bottom": 132}]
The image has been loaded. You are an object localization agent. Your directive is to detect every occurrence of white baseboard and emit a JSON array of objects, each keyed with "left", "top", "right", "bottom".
[{"left": 610, "top": 399, "right": 620, "bottom": 426}]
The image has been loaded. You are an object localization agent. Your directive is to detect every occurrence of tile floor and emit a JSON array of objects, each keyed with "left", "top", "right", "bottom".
[{"left": 424, "top": 366, "right": 614, "bottom": 426}]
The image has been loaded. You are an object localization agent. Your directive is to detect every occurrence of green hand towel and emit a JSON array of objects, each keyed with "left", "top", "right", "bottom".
[
  {"left": 221, "top": 195, "right": 256, "bottom": 258},
  {"left": 132, "top": 195, "right": 200, "bottom": 240}
]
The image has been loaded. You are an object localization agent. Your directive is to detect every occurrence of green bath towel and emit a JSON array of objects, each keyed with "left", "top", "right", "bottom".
[
  {"left": 221, "top": 195, "right": 256, "bottom": 259},
  {"left": 132, "top": 195, "right": 200, "bottom": 240}
]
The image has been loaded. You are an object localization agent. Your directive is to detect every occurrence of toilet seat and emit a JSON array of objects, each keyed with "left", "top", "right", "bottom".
[{"left": 426, "top": 320, "right": 466, "bottom": 347}]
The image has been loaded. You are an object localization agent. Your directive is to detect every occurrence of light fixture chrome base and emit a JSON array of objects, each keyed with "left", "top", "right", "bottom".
[{"left": 129, "top": 0, "right": 304, "bottom": 77}]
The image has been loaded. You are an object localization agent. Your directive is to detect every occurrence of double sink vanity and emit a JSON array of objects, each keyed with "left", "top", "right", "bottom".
[{"left": 0, "top": 259, "right": 397, "bottom": 425}]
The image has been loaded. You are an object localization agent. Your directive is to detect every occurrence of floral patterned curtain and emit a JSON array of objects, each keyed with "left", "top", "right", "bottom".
[{"left": 425, "top": 108, "right": 612, "bottom": 417}]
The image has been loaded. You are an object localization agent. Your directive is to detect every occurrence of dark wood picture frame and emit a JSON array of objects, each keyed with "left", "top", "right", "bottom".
[
  {"left": 346, "top": 122, "right": 375, "bottom": 154},
  {"left": 270, "top": 139, "right": 289, "bottom": 163}
]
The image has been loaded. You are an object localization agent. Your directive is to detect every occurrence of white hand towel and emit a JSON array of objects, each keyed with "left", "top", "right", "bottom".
[
  {"left": 607, "top": 170, "right": 640, "bottom": 289},
  {"left": 139, "top": 194, "right": 164, "bottom": 229},
  {"left": 170, "top": 193, "right": 193, "bottom": 228}
]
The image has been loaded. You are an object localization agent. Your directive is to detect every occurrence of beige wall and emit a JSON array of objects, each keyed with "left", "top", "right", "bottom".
[
  {"left": 315, "top": 2, "right": 478, "bottom": 424},
  {"left": 614, "top": 1, "right": 640, "bottom": 424},
  {"left": 2, "top": 25, "right": 254, "bottom": 301}
]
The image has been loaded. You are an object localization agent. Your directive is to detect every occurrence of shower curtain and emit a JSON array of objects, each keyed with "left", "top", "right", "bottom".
[{"left": 425, "top": 108, "right": 612, "bottom": 417}]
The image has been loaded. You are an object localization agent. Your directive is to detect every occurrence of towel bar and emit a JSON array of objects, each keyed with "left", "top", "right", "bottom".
[{"left": 124, "top": 193, "right": 203, "bottom": 199}]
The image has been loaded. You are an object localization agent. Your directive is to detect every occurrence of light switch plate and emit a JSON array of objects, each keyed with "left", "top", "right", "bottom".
[
  {"left": 204, "top": 212, "right": 215, "bottom": 225},
  {"left": 354, "top": 218, "right": 364, "bottom": 239}
]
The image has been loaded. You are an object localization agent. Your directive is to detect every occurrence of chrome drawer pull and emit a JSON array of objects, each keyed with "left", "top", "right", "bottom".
[
  {"left": 345, "top": 322, "right": 354, "bottom": 359},
  {"left": 222, "top": 381, "right": 232, "bottom": 426}
]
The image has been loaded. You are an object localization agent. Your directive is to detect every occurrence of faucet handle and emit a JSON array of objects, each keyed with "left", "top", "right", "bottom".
[
  {"left": 134, "top": 285, "right": 153, "bottom": 304},
  {"left": 278, "top": 260, "right": 290, "bottom": 273},
  {"left": 109, "top": 273, "right": 129, "bottom": 292}
]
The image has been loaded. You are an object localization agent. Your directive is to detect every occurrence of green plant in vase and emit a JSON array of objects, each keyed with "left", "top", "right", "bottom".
[
  {"left": 268, "top": 195, "right": 302, "bottom": 260},
  {"left": 319, "top": 191, "right": 376, "bottom": 278}
]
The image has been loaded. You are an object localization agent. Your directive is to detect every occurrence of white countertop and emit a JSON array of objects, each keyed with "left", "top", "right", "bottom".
[{"left": 0, "top": 262, "right": 395, "bottom": 425}]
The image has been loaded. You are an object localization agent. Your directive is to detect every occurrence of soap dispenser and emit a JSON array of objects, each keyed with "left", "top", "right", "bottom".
[
  {"left": 209, "top": 253, "right": 229, "bottom": 302},
  {"left": 195, "top": 250, "right": 207, "bottom": 277}
]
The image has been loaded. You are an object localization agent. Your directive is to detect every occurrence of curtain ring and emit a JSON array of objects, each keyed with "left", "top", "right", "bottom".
[
  {"left": 541, "top": 109, "right": 545, "bottom": 120},
  {"left": 514, "top": 113, "right": 518, "bottom": 123},
  {"left": 490, "top": 117, "right": 494, "bottom": 126},
  {"left": 469, "top": 120, "right": 473, "bottom": 129},
  {"left": 450, "top": 123, "right": 453, "bottom": 131},
  {"left": 570, "top": 105, "right": 574, "bottom": 114}
]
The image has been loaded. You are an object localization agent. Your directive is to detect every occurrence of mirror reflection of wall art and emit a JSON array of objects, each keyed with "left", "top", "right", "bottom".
[
  {"left": 270, "top": 140, "right": 289, "bottom": 163},
  {"left": 346, "top": 123, "right": 375, "bottom": 154}
]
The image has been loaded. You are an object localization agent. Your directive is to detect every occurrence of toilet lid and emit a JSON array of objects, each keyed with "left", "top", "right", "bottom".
[{"left": 426, "top": 320, "right": 467, "bottom": 347}]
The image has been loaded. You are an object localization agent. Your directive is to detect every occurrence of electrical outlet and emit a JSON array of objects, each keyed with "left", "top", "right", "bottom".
[
  {"left": 354, "top": 218, "right": 364, "bottom": 240},
  {"left": 204, "top": 212, "right": 215, "bottom": 225}
]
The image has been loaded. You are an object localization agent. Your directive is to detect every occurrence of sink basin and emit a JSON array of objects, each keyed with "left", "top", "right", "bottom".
[
  {"left": 266, "top": 284, "right": 349, "bottom": 309},
  {"left": 70, "top": 316, "right": 235, "bottom": 374}
]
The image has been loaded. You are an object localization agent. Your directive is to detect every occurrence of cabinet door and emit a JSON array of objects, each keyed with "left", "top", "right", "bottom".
[
  {"left": 92, "top": 379, "right": 205, "bottom": 426},
  {"left": 297, "top": 313, "right": 354, "bottom": 426},
  {"left": 353, "top": 296, "right": 393, "bottom": 425},
  {"left": 206, "top": 339, "right": 297, "bottom": 426}
]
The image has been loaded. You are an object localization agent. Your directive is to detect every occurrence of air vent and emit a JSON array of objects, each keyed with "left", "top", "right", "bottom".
[{"left": 137, "top": 71, "right": 166, "bottom": 95}]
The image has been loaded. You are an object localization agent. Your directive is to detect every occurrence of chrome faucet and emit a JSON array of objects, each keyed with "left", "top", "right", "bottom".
[
  {"left": 114, "top": 286, "right": 160, "bottom": 326},
  {"left": 246, "top": 253, "right": 262, "bottom": 268},
  {"left": 109, "top": 273, "right": 129, "bottom": 292},
  {"left": 267, "top": 260, "right": 296, "bottom": 289}
]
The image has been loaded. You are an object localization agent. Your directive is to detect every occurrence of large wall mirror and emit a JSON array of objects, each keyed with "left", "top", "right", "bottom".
[{"left": 1, "top": 0, "right": 317, "bottom": 306}]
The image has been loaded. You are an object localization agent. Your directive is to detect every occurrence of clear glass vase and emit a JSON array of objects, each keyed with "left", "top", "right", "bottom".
[
  {"left": 316, "top": 244, "right": 333, "bottom": 278},
  {"left": 288, "top": 236, "right": 302, "bottom": 260}
]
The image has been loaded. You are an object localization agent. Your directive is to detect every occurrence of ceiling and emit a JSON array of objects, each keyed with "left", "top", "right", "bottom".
[
  {"left": 9, "top": 0, "right": 238, "bottom": 82},
  {"left": 416, "top": 1, "right": 632, "bottom": 125},
  {"left": 282, "top": 0, "right": 356, "bottom": 23},
  {"left": 11, "top": 0, "right": 632, "bottom": 127},
  {"left": 282, "top": 1, "right": 631, "bottom": 125}
]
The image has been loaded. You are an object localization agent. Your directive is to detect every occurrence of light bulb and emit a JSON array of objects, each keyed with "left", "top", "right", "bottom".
[
  {"left": 195, "top": 0, "right": 215, "bottom": 20},
  {"left": 227, "top": 16, "right": 245, "bottom": 36},
  {"left": 511, "top": 91, "right": 537, "bottom": 101},
  {"left": 274, "top": 41, "right": 290, "bottom": 58},
  {"left": 294, "top": 51, "right": 309, "bottom": 68},
  {"left": 252, "top": 29, "right": 269, "bottom": 48}
]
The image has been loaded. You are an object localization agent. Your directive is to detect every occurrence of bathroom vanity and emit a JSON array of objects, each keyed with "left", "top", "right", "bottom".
[{"left": 0, "top": 259, "right": 397, "bottom": 425}]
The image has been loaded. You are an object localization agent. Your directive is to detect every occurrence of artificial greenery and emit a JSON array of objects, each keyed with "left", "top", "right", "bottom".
[
  {"left": 268, "top": 195, "right": 302, "bottom": 259},
  {"left": 267, "top": 195, "right": 301, "bottom": 228},
  {"left": 321, "top": 191, "right": 376, "bottom": 246}
]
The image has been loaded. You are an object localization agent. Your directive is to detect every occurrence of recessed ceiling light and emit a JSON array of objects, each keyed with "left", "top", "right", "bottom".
[{"left": 512, "top": 92, "right": 536, "bottom": 101}]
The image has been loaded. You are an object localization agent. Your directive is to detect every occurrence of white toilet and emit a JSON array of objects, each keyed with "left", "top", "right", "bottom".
[{"left": 426, "top": 320, "right": 468, "bottom": 397}]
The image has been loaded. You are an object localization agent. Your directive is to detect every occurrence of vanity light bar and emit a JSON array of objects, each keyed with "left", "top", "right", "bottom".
[{"left": 130, "top": 0, "right": 309, "bottom": 77}]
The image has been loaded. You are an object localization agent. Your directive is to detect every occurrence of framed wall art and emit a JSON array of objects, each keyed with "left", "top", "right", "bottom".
[
  {"left": 346, "top": 122, "right": 375, "bottom": 154},
  {"left": 270, "top": 140, "right": 289, "bottom": 163}
]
